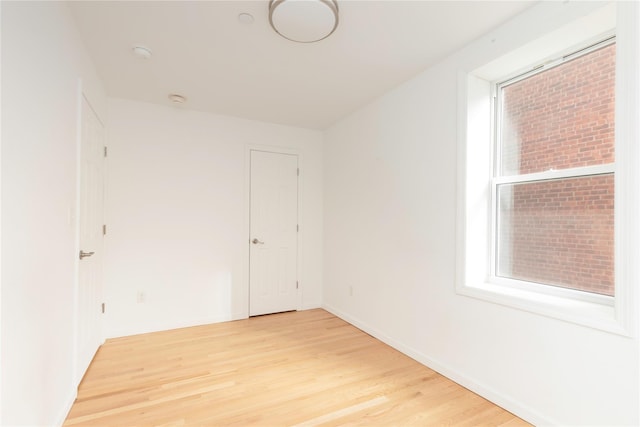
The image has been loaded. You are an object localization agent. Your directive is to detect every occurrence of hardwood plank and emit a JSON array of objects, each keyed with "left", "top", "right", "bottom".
[{"left": 64, "top": 309, "right": 530, "bottom": 426}]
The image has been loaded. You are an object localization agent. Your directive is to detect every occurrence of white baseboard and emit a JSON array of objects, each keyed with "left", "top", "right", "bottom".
[
  {"left": 54, "top": 388, "right": 77, "bottom": 427},
  {"left": 300, "top": 301, "right": 322, "bottom": 310},
  {"left": 322, "top": 303, "right": 555, "bottom": 426},
  {"left": 105, "top": 311, "right": 247, "bottom": 339}
]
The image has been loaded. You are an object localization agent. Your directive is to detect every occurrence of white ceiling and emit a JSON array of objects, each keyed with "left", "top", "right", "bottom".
[{"left": 69, "top": 1, "right": 535, "bottom": 130}]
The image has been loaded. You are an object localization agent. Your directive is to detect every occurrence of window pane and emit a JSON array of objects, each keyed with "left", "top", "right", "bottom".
[
  {"left": 496, "top": 175, "right": 614, "bottom": 296},
  {"left": 499, "top": 43, "right": 615, "bottom": 176}
]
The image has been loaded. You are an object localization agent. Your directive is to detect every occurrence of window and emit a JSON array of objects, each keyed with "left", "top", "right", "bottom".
[
  {"left": 455, "top": 1, "right": 640, "bottom": 334},
  {"left": 492, "top": 39, "right": 616, "bottom": 300}
]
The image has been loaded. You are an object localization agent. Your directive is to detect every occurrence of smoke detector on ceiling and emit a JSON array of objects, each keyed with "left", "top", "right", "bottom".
[
  {"left": 132, "top": 45, "right": 153, "bottom": 59},
  {"left": 168, "top": 94, "right": 187, "bottom": 104},
  {"left": 238, "top": 13, "right": 255, "bottom": 25}
]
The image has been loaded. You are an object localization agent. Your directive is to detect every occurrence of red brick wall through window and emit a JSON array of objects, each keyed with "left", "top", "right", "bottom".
[{"left": 498, "top": 43, "right": 615, "bottom": 296}]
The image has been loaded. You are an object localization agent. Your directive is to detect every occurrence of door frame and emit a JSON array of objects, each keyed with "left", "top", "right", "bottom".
[
  {"left": 72, "top": 81, "right": 106, "bottom": 387},
  {"left": 244, "top": 144, "right": 303, "bottom": 318}
]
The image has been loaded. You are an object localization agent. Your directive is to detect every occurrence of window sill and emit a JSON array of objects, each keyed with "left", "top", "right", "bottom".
[{"left": 457, "top": 280, "right": 630, "bottom": 336}]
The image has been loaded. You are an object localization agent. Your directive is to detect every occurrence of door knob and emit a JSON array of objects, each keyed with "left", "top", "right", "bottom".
[
  {"left": 79, "top": 250, "right": 95, "bottom": 260},
  {"left": 252, "top": 238, "right": 264, "bottom": 245}
]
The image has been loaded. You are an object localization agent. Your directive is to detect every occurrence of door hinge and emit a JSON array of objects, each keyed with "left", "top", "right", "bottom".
[
  {"left": 103, "top": 224, "right": 107, "bottom": 236},
  {"left": 296, "top": 281, "right": 299, "bottom": 289},
  {"left": 104, "top": 146, "right": 108, "bottom": 158},
  {"left": 297, "top": 168, "right": 299, "bottom": 176},
  {"left": 297, "top": 224, "right": 299, "bottom": 232},
  {"left": 101, "top": 303, "right": 105, "bottom": 314}
]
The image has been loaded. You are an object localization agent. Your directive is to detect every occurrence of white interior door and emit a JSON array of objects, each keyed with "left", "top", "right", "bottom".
[
  {"left": 249, "top": 150, "right": 299, "bottom": 316},
  {"left": 76, "top": 96, "right": 105, "bottom": 383}
]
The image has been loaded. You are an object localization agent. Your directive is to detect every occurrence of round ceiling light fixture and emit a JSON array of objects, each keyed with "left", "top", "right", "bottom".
[{"left": 269, "top": 0, "right": 339, "bottom": 43}]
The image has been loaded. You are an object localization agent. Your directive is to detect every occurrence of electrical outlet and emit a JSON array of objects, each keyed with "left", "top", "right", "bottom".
[{"left": 137, "top": 291, "right": 145, "bottom": 303}]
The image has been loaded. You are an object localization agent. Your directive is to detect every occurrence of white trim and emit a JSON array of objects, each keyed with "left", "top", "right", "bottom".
[
  {"left": 74, "top": 84, "right": 107, "bottom": 388},
  {"left": 300, "top": 301, "right": 321, "bottom": 311},
  {"left": 613, "top": 0, "right": 640, "bottom": 338},
  {"left": 490, "top": 276, "right": 614, "bottom": 306},
  {"left": 456, "top": 281, "right": 624, "bottom": 335},
  {"left": 322, "top": 304, "right": 555, "bottom": 426},
  {"left": 54, "top": 389, "right": 78, "bottom": 427},
  {"left": 0, "top": 2, "right": 3, "bottom": 420},
  {"left": 497, "top": 35, "right": 616, "bottom": 89},
  {"left": 456, "top": 3, "right": 637, "bottom": 336},
  {"left": 72, "top": 78, "right": 83, "bottom": 389},
  {"left": 104, "top": 311, "right": 247, "bottom": 340},
  {"left": 492, "top": 164, "right": 615, "bottom": 185},
  {"left": 456, "top": 71, "right": 493, "bottom": 298}
]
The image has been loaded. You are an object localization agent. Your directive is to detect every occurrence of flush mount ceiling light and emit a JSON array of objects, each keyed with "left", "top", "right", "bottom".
[{"left": 269, "top": 0, "right": 339, "bottom": 43}]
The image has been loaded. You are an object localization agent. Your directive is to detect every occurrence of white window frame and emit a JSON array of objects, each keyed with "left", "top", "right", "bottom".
[
  {"left": 490, "top": 37, "right": 616, "bottom": 307},
  {"left": 456, "top": 2, "right": 639, "bottom": 336}
]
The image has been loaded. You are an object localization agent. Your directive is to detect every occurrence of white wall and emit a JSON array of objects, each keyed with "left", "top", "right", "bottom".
[
  {"left": 1, "top": 2, "right": 106, "bottom": 425},
  {"left": 323, "top": 1, "right": 640, "bottom": 425},
  {"left": 104, "top": 98, "right": 323, "bottom": 338},
  {"left": 2, "top": 1, "right": 637, "bottom": 426}
]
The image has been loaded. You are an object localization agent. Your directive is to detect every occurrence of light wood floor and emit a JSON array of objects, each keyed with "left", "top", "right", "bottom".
[{"left": 64, "top": 309, "right": 529, "bottom": 426}]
